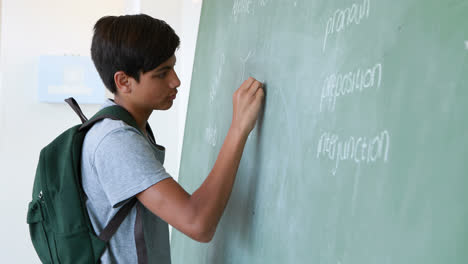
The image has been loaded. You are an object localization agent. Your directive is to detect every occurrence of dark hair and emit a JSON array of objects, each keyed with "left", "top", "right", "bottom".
[{"left": 91, "top": 14, "right": 180, "bottom": 94}]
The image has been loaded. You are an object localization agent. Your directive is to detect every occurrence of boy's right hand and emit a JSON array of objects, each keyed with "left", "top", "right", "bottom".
[{"left": 231, "top": 77, "right": 265, "bottom": 137}]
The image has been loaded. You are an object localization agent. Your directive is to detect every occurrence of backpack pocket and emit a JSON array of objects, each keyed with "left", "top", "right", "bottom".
[
  {"left": 55, "top": 229, "right": 106, "bottom": 264},
  {"left": 27, "top": 199, "right": 53, "bottom": 263}
]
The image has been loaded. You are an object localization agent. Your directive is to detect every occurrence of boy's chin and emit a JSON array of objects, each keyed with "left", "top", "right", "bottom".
[{"left": 156, "top": 102, "right": 173, "bottom": 111}]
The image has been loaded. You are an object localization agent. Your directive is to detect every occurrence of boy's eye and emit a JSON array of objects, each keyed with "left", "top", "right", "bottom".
[{"left": 154, "top": 72, "right": 167, "bottom": 79}]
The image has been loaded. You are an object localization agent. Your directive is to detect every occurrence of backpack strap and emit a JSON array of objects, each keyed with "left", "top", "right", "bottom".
[
  {"left": 65, "top": 97, "right": 89, "bottom": 124},
  {"left": 98, "top": 198, "right": 137, "bottom": 242},
  {"left": 80, "top": 104, "right": 142, "bottom": 134},
  {"left": 135, "top": 203, "right": 148, "bottom": 264}
]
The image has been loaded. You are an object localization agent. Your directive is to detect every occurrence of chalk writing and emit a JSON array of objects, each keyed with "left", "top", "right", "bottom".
[
  {"left": 232, "top": 0, "right": 253, "bottom": 18},
  {"left": 320, "top": 63, "right": 382, "bottom": 112},
  {"left": 323, "top": 0, "right": 371, "bottom": 51},
  {"left": 210, "top": 54, "right": 225, "bottom": 102},
  {"left": 232, "top": 0, "right": 270, "bottom": 21},
  {"left": 316, "top": 130, "right": 390, "bottom": 175},
  {"left": 259, "top": 0, "right": 270, "bottom": 7},
  {"left": 205, "top": 126, "right": 218, "bottom": 147},
  {"left": 240, "top": 50, "right": 255, "bottom": 81}
]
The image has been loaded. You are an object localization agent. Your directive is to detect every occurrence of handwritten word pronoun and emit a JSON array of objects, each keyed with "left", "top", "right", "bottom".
[{"left": 323, "top": 0, "right": 371, "bottom": 51}]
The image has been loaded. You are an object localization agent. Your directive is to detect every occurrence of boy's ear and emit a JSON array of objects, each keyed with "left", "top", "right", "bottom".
[{"left": 114, "top": 71, "right": 132, "bottom": 94}]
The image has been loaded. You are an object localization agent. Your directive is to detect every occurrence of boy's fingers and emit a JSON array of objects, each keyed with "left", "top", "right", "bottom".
[
  {"left": 257, "top": 85, "right": 265, "bottom": 97},
  {"left": 255, "top": 86, "right": 265, "bottom": 101},
  {"left": 248, "top": 80, "right": 263, "bottom": 96},
  {"left": 240, "top": 77, "right": 256, "bottom": 91}
]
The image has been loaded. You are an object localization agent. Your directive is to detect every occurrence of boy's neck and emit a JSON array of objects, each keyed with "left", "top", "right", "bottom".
[{"left": 113, "top": 96, "right": 151, "bottom": 135}]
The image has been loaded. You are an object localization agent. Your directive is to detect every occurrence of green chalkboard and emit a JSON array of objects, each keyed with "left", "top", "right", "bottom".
[{"left": 171, "top": 0, "right": 468, "bottom": 263}]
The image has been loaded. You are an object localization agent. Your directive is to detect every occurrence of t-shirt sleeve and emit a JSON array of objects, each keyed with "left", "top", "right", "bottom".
[{"left": 92, "top": 127, "right": 171, "bottom": 208}]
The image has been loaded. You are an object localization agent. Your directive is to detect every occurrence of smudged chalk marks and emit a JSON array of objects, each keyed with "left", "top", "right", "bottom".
[
  {"left": 205, "top": 126, "right": 218, "bottom": 147},
  {"left": 259, "top": 0, "right": 270, "bottom": 7},
  {"left": 210, "top": 53, "right": 225, "bottom": 102},
  {"left": 232, "top": 0, "right": 253, "bottom": 18}
]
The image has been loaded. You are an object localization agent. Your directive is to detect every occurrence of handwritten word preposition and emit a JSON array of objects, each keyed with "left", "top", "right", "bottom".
[{"left": 320, "top": 63, "right": 382, "bottom": 112}]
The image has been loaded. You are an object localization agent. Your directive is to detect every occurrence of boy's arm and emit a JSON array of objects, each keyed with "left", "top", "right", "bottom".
[{"left": 136, "top": 77, "right": 264, "bottom": 242}]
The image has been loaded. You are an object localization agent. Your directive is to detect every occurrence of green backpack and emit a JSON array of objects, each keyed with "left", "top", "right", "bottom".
[{"left": 27, "top": 98, "right": 149, "bottom": 263}]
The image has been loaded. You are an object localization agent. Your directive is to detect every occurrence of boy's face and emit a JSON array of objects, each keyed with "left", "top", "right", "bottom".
[{"left": 129, "top": 55, "right": 180, "bottom": 111}]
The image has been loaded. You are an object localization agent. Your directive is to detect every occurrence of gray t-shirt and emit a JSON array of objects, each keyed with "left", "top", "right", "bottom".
[{"left": 81, "top": 99, "right": 172, "bottom": 263}]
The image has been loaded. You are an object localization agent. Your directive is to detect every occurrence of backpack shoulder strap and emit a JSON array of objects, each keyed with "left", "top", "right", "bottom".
[
  {"left": 79, "top": 103, "right": 143, "bottom": 135},
  {"left": 66, "top": 97, "right": 145, "bottom": 137},
  {"left": 98, "top": 198, "right": 137, "bottom": 242},
  {"left": 65, "top": 97, "right": 89, "bottom": 123}
]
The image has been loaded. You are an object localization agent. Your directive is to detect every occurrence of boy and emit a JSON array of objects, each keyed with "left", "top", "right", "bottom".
[{"left": 82, "top": 14, "right": 264, "bottom": 263}]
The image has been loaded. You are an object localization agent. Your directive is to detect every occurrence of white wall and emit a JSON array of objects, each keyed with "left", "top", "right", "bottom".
[
  {"left": 0, "top": 0, "right": 202, "bottom": 262},
  {"left": 176, "top": 0, "right": 203, "bottom": 173}
]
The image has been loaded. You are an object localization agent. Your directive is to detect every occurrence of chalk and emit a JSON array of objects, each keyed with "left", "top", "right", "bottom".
[{"left": 465, "top": 41, "right": 468, "bottom": 50}]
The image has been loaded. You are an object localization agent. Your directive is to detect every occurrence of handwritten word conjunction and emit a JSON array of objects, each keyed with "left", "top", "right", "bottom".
[
  {"left": 320, "top": 63, "right": 382, "bottom": 112},
  {"left": 316, "top": 130, "right": 390, "bottom": 175},
  {"left": 323, "top": 0, "right": 371, "bottom": 51}
]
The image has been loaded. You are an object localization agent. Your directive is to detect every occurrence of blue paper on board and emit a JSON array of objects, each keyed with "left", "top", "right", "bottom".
[{"left": 38, "top": 55, "right": 105, "bottom": 104}]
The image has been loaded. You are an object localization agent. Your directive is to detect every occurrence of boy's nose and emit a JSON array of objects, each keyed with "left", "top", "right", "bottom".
[{"left": 171, "top": 71, "right": 181, "bottom": 89}]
